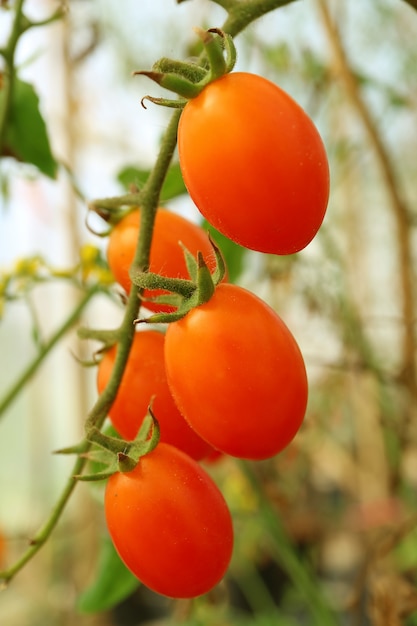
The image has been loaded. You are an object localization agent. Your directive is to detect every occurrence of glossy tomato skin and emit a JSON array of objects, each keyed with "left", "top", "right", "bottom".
[
  {"left": 164, "top": 283, "right": 308, "bottom": 460},
  {"left": 107, "top": 208, "right": 217, "bottom": 312},
  {"left": 97, "top": 330, "right": 213, "bottom": 460},
  {"left": 105, "top": 443, "right": 234, "bottom": 598},
  {"left": 178, "top": 72, "right": 330, "bottom": 255}
]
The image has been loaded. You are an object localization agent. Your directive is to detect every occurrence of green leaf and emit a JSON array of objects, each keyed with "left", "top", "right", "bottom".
[
  {"left": 2, "top": 78, "right": 58, "bottom": 178},
  {"left": 77, "top": 535, "right": 140, "bottom": 613},
  {"left": 117, "top": 162, "right": 187, "bottom": 202}
]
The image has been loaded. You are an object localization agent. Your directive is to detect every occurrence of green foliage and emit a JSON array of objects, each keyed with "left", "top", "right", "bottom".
[
  {"left": 1, "top": 78, "right": 58, "bottom": 179},
  {"left": 117, "top": 162, "right": 187, "bottom": 202},
  {"left": 77, "top": 535, "right": 140, "bottom": 613}
]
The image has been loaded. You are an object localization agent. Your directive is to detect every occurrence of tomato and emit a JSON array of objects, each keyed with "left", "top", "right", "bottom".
[
  {"left": 105, "top": 443, "right": 233, "bottom": 598},
  {"left": 178, "top": 72, "right": 329, "bottom": 255},
  {"left": 164, "top": 283, "right": 308, "bottom": 460},
  {"left": 97, "top": 330, "right": 213, "bottom": 460},
  {"left": 106, "top": 208, "right": 218, "bottom": 312},
  {"left": 0, "top": 529, "right": 6, "bottom": 569}
]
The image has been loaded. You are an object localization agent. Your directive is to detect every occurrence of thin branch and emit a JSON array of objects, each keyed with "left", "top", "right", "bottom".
[
  {"left": 222, "top": 0, "right": 299, "bottom": 37},
  {"left": 0, "top": 286, "right": 99, "bottom": 419},
  {"left": 0, "top": 0, "right": 25, "bottom": 152}
]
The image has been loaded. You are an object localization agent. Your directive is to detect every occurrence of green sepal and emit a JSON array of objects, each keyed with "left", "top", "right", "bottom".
[
  {"left": 180, "top": 242, "right": 199, "bottom": 282},
  {"left": 152, "top": 57, "right": 208, "bottom": 83},
  {"left": 135, "top": 236, "right": 226, "bottom": 325},
  {"left": 75, "top": 469, "right": 118, "bottom": 482},
  {"left": 54, "top": 442, "right": 88, "bottom": 455},
  {"left": 193, "top": 27, "right": 226, "bottom": 80},
  {"left": 134, "top": 71, "right": 201, "bottom": 99},
  {"left": 207, "top": 233, "right": 227, "bottom": 285},
  {"left": 130, "top": 269, "right": 196, "bottom": 299},
  {"left": 208, "top": 28, "right": 237, "bottom": 74},
  {"left": 134, "top": 28, "right": 238, "bottom": 106},
  {"left": 141, "top": 95, "right": 186, "bottom": 110},
  {"left": 80, "top": 409, "right": 161, "bottom": 481}
]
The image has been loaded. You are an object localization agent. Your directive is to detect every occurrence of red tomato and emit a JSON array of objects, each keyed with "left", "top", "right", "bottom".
[
  {"left": 164, "top": 283, "right": 308, "bottom": 460},
  {"left": 178, "top": 72, "right": 329, "bottom": 254},
  {"left": 0, "top": 529, "right": 6, "bottom": 570},
  {"left": 96, "top": 330, "right": 213, "bottom": 460},
  {"left": 105, "top": 443, "right": 233, "bottom": 598},
  {"left": 106, "top": 208, "right": 218, "bottom": 312}
]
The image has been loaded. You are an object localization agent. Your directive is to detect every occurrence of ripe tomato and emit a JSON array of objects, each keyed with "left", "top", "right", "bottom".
[
  {"left": 106, "top": 208, "right": 218, "bottom": 312},
  {"left": 178, "top": 72, "right": 329, "bottom": 255},
  {"left": 0, "top": 529, "right": 6, "bottom": 569},
  {"left": 96, "top": 330, "right": 213, "bottom": 460},
  {"left": 164, "top": 283, "right": 308, "bottom": 460},
  {"left": 105, "top": 443, "right": 233, "bottom": 598}
]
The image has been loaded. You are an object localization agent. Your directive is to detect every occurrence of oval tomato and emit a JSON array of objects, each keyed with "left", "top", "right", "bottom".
[
  {"left": 105, "top": 442, "right": 233, "bottom": 598},
  {"left": 164, "top": 283, "right": 308, "bottom": 460},
  {"left": 178, "top": 72, "right": 329, "bottom": 254},
  {"left": 107, "top": 208, "right": 218, "bottom": 312},
  {"left": 97, "top": 330, "right": 213, "bottom": 460}
]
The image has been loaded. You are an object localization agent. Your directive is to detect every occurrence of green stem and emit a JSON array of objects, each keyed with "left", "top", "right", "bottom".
[
  {"left": 0, "top": 109, "right": 181, "bottom": 585},
  {"left": 0, "top": 0, "right": 25, "bottom": 153},
  {"left": 88, "top": 191, "right": 142, "bottom": 214},
  {"left": 0, "top": 0, "right": 301, "bottom": 586},
  {"left": 240, "top": 461, "right": 338, "bottom": 626},
  {"left": 0, "top": 286, "right": 99, "bottom": 419},
  {"left": 0, "top": 445, "right": 89, "bottom": 584},
  {"left": 222, "top": 0, "right": 299, "bottom": 37}
]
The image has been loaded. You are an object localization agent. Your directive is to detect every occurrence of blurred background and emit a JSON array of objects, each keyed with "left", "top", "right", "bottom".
[{"left": 1, "top": 0, "right": 417, "bottom": 624}]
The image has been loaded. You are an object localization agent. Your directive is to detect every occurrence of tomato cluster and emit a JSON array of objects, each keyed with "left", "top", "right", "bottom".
[{"left": 98, "top": 63, "right": 329, "bottom": 600}]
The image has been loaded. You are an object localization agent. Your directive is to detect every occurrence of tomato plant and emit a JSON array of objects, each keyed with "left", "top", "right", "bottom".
[
  {"left": 178, "top": 72, "right": 330, "bottom": 255},
  {"left": 106, "top": 208, "right": 218, "bottom": 312},
  {"left": 104, "top": 443, "right": 234, "bottom": 599},
  {"left": 96, "top": 330, "right": 213, "bottom": 460},
  {"left": 164, "top": 283, "right": 308, "bottom": 460}
]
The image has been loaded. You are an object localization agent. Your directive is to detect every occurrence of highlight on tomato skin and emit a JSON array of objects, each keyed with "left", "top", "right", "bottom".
[
  {"left": 106, "top": 208, "right": 220, "bottom": 312},
  {"left": 96, "top": 330, "right": 214, "bottom": 461},
  {"left": 164, "top": 282, "right": 308, "bottom": 461},
  {"left": 177, "top": 71, "right": 330, "bottom": 255},
  {"left": 104, "top": 443, "right": 234, "bottom": 599}
]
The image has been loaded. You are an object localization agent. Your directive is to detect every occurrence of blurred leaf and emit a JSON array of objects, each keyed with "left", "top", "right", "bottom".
[
  {"left": 77, "top": 535, "right": 140, "bottom": 613},
  {"left": 1, "top": 78, "right": 58, "bottom": 179},
  {"left": 263, "top": 42, "right": 292, "bottom": 73},
  {"left": 118, "top": 162, "right": 187, "bottom": 202},
  {"left": 203, "top": 221, "right": 247, "bottom": 283}
]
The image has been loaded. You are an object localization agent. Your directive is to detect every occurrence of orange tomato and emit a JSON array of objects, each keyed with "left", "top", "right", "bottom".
[
  {"left": 107, "top": 208, "right": 218, "bottom": 312},
  {"left": 97, "top": 330, "right": 213, "bottom": 460}
]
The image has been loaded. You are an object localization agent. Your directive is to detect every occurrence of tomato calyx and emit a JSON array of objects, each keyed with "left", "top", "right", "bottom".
[
  {"left": 134, "top": 28, "right": 236, "bottom": 108},
  {"left": 72, "top": 409, "right": 161, "bottom": 481},
  {"left": 132, "top": 235, "right": 225, "bottom": 325}
]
